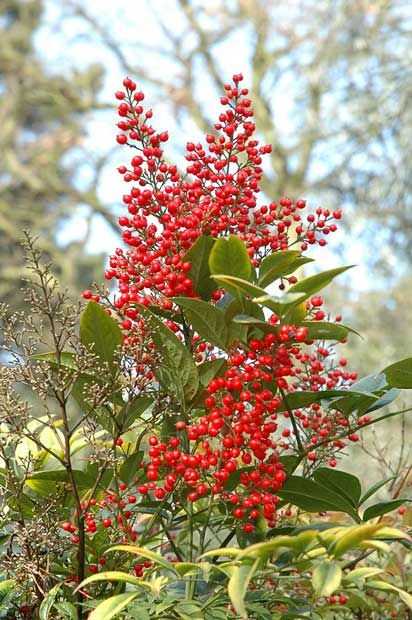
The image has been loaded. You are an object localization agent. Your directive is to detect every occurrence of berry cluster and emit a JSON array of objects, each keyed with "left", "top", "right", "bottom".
[
  {"left": 95, "top": 74, "right": 341, "bottom": 314},
  {"left": 79, "top": 74, "right": 359, "bottom": 536}
]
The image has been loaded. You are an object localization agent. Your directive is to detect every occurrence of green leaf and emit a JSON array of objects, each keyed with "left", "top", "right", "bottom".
[
  {"left": 174, "top": 297, "right": 228, "bottom": 349},
  {"left": 89, "top": 592, "right": 140, "bottom": 620},
  {"left": 277, "top": 476, "right": 360, "bottom": 519},
  {"left": 78, "top": 571, "right": 153, "bottom": 591},
  {"left": 359, "top": 476, "right": 396, "bottom": 505},
  {"left": 138, "top": 306, "right": 199, "bottom": 404},
  {"left": 344, "top": 567, "right": 383, "bottom": 584},
  {"left": 212, "top": 275, "right": 304, "bottom": 315},
  {"left": 39, "top": 583, "right": 62, "bottom": 620},
  {"left": 197, "top": 358, "right": 227, "bottom": 387},
  {"left": 278, "top": 389, "right": 354, "bottom": 411},
  {"left": 107, "top": 545, "right": 178, "bottom": 574},
  {"left": 287, "top": 266, "right": 354, "bottom": 302},
  {"left": 29, "top": 469, "right": 95, "bottom": 489},
  {"left": 33, "top": 351, "right": 77, "bottom": 370},
  {"left": 184, "top": 235, "right": 217, "bottom": 300},
  {"left": 118, "top": 397, "right": 154, "bottom": 430},
  {"left": 80, "top": 302, "right": 122, "bottom": 367},
  {"left": 366, "top": 388, "right": 400, "bottom": 413},
  {"left": 299, "top": 321, "right": 358, "bottom": 341},
  {"left": 249, "top": 292, "right": 305, "bottom": 314},
  {"left": 312, "top": 561, "right": 342, "bottom": 597},
  {"left": 209, "top": 235, "right": 252, "bottom": 281},
  {"left": 330, "top": 524, "right": 382, "bottom": 557},
  {"left": 313, "top": 468, "right": 362, "bottom": 508},
  {"left": 258, "top": 251, "right": 314, "bottom": 288},
  {"left": 228, "top": 558, "right": 260, "bottom": 618},
  {"left": 367, "top": 581, "right": 412, "bottom": 610},
  {"left": 383, "top": 358, "right": 412, "bottom": 388},
  {"left": 53, "top": 602, "right": 78, "bottom": 620},
  {"left": 119, "top": 451, "right": 144, "bottom": 484},
  {"left": 363, "top": 500, "right": 407, "bottom": 521},
  {"left": 175, "top": 602, "right": 204, "bottom": 619}
]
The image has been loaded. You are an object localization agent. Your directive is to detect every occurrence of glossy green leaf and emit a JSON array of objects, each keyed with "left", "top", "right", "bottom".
[
  {"left": 184, "top": 235, "right": 217, "bottom": 300},
  {"left": 174, "top": 297, "right": 228, "bottom": 349},
  {"left": 118, "top": 396, "right": 154, "bottom": 429},
  {"left": 197, "top": 358, "right": 227, "bottom": 387},
  {"left": 39, "top": 583, "right": 62, "bottom": 620},
  {"left": 80, "top": 302, "right": 122, "bottom": 367},
  {"left": 365, "top": 388, "right": 400, "bottom": 413},
  {"left": 209, "top": 235, "right": 252, "bottom": 281},
  {"left": 383, "top": 358, "right": 412, "bottom": 388},
  {"left": 288, "top": 265, "right": 354, "bottom": 301},
  {"left": 312, "top": 561, "right": 342, "bottom": 597},
  {"left": 89, "top": 592, "right": 140, "bottom": 620},
  {"left": 363, "top": 500, "right": 408, "bottom": 521},
  {"left": 299, "top": 321, "right": 358, "bottom": 341},
  {"left": 258, "top": 251, "right": 313, "bottom": 288},
  {"left": 278, "top": 389, "right": 358, "bottom": 411},
  {"left": 212, "top": 274, "right": 304, "bottom": 315},
  {"left": 29, "top": 469, "right": 95, "bottom": 488},
  {"left": 119, "top": 451, "right": 144, "bottom": 484},
  {"left": 277, "top": 476, "right": 360, "bottom": 519},
  {"left": 138, "top": 305, "right": 199, "bottom": 404},
  {"left": 359, "top": 476, "right": 396, "bottom": 505},
  {"left": 313, "top": 468, "right": 362, "bottom": 508}
]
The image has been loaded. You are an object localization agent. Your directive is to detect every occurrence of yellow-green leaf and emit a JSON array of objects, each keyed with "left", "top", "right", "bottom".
[
  {"left": 312, "top": 561, "right": 342, "bottom": 597},
  {"left": 89, "top": 592, "right": 139, "bottom": 620}
]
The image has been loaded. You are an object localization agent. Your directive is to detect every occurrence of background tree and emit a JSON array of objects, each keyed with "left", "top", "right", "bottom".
[{"left": 0, "top": 0, "right": 117, "bottom": 308}]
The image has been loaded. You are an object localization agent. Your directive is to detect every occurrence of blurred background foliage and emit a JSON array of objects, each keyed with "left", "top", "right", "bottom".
[{"left": 0, "top": 0, "right": 410, "bottom": 376}]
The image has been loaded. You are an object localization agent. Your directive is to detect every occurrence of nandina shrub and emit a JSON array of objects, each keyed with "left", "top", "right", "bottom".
[{"left": 0, "top": 75, "right": 411, "bottom": 619}]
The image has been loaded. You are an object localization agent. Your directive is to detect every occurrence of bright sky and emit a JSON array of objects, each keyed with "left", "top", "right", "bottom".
[{"left": 33, "top": 0, "right": 393, "bottom": 293}]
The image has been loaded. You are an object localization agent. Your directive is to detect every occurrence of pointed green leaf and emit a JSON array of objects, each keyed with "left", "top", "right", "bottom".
[
  {"left": 80, "top": 302, "right": 122, "bottom": 367},
  {"left": 88, "top": 592, "right": 139, "bottom": 620},
  {"left": 359, "top": 476, "right": 396, "bottom": 505},
  {"left": 78, "top": 571, "right": 153, "bottom": 591},
  {"left": 173, "top": 297, "right": 228, "bottom": 349},
  {"left": 228, "top": 558, "right": 260, "bottom": 618},
  {"left": 107, "top": 545, "right": 178, "bottom": 574},
  {"left": 313, "top": 468, "right": 362, "bottom": 508},
  {"left": 209, "top": 235, "right": 252, "bottom": 281},
  {"left": 119, "top": 451, "right": 144, "bottom": 484},
  {"left": 288, "top": 266, "right": 354, "bottom": 301},
  {"left": 363, "top": 500, "right": 408, "bottom": 521},
  {"left": 138, "top": 306, "right": 199, "bottom": 404},
  {"left": 33, "top": 352, "right": 77, "bottom": 370},
  {"left": 299, "top": 321, "right": 359, "bottom": 341},
  {"left": 39, "top": 583, "right": 62, "bottom": 620},
  {"left": 277, "top": 476, "right": 360, "bottom": 519},
  {"left": 258, "top": 251, "right": 314, "bottom": 288},
  {"left": 184, "top": 235, "right": 217, "bottom": 300},
  {"left": 383, "top": 358, "right": 412, "bottom": 388}
]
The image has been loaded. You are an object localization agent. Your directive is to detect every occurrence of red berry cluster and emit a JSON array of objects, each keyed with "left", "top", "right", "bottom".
[
  {"left": 91, "top": 74, "right": 341, "bottom": 316},
  {"left": 79, "top": 74, "right": 360, "bottom": 534},
  {"left": 140, "top": 320, "right": 358, "bottom": 529}
]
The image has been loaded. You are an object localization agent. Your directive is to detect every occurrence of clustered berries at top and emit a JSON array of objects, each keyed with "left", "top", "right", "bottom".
[
  {"left": 83, "top": 74, "right": 341, "bottom": 317},
  {"left": 79, "top": 75, "right": 359, "bottom": 535}
]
